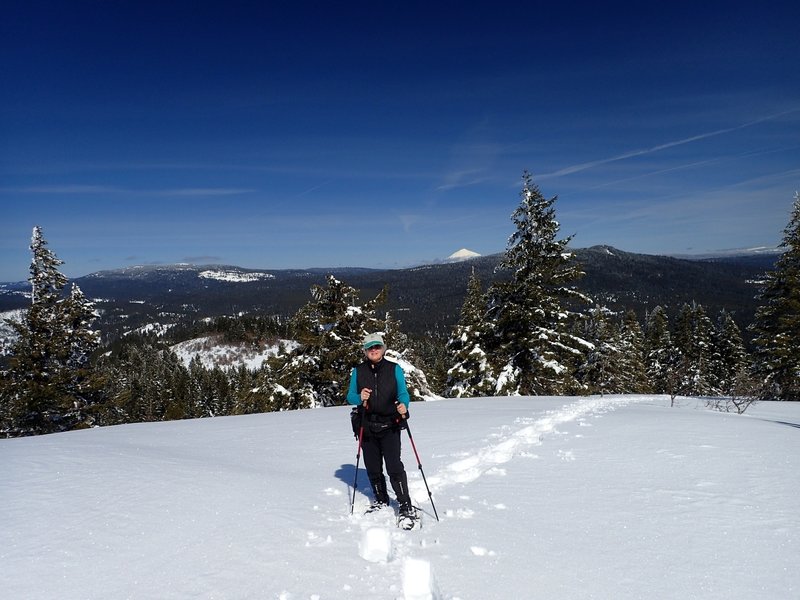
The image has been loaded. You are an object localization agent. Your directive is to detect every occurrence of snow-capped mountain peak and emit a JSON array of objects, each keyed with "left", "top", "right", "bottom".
[{"left": 446, "top": 248, "right": 481, "bottom": 261}]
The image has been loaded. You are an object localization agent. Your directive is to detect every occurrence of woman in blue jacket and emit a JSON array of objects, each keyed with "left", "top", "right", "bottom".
[{"left": 347, "top": 333, "right": 413, "bottom": 519}]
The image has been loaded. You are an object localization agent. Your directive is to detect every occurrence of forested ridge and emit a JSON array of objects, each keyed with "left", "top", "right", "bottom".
[{"left": 0, "top": 245, "right": 774, "bottom": 340}]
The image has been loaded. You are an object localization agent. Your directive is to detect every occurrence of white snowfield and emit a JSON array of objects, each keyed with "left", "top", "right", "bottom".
[
  {"left": 170, "top": 337, "right": 299, "bottom": 370},
  {"left": 2, "top": 396, "right": 798, "bottom": 600},
  {"left": 198, "top": 269, "right": 276, "bottom": 283}
]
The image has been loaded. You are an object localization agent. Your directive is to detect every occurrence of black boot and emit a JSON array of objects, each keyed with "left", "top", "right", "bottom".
[
  {"left": 367, "top": 477, "right": 389, "bottom": 512},
  {"left": 389, "top": 472, "right": 412, "bottom": 512},
  {"left": 391, "top": 473, "right": 418, "bottom": 529}
]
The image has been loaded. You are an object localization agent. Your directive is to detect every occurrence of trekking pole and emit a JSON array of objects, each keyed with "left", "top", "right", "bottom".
[
  {"left": 402, "top": 418, "right": 440, "bottom": 522},
  {"left": 350, "top": 424, "right": 364, "bottom": 515}
]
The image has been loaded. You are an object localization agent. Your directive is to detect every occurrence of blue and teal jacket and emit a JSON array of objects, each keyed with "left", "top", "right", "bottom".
[{"left": 347, "top": 358, "right": 410, "bottom": 417}]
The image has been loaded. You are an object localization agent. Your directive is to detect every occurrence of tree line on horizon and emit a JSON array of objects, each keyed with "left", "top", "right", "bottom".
[{"left": 2, "top": 176, "right": 799, "bottom": 437}]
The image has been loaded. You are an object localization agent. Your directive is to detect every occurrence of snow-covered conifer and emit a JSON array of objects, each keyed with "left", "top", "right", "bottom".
[
  {"left": 2, "top": 227, "right": 100, "bottom": 435},
  {"left": 674, "top": 302, "right": 716, "bottom": 396},
  {"left": 486, "top": 172, "right": 591, "bottom": 395},
  {"left": 576, "top": 306, "right": 621, "bottom": 395},
  {"left": 444, "top": 269, "right": 497, "bottom": 397},
  {"left": 273, "top": 276, "right": 387, "bottom": 408},
  {"left": 712, "top": 309, "right": 748, "bottom": 396},
  {"left": 383, "top": 311, "right": 441, "bottom": 401},
  {"left": 750, "top": 192, "right": 800, "bottom": 401},
  {"left": 644, "top": 306, "right": 679, "bottom": 396},
  {"left": 617, "top": 310, "right": 651, "bottom": 393}
]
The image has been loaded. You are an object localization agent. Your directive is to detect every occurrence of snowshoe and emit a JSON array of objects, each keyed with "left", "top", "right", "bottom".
[
  {"left": 397, "top": 504, "right": 419, "bottom": 530},
  {"left": 365, "top": 500, "right": 389, "bottom": 514}
]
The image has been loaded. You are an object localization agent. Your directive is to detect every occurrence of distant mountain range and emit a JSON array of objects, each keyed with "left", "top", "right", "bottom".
[{"left": 0, "top": 246, "right": 778, "bottom": 340}]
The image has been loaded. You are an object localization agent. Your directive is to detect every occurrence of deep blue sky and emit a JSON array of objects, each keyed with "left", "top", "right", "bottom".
[{"left": 2, "top": 1, "right": 799, "bottom": 281}]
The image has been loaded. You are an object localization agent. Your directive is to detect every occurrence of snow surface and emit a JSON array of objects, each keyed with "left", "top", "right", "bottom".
[{"left": 2, "top": 396, "right": 798, "bottom": 599}]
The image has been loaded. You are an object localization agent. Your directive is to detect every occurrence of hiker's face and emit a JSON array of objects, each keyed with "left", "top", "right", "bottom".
[{"left": 365, "top": 345, "right": 385, "bottom": 363}]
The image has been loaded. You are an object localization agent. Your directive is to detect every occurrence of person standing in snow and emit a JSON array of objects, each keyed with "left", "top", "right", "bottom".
[{"left": 347, "top": 333, "right": 414, "bottom": 520}]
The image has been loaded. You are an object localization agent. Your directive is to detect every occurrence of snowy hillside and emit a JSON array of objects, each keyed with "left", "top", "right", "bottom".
[
  {"left": 198, "top": 269, "right": 276, "bottom": 282},
  {"left": 170, "top": 336, "right": 298, "bottom": 370},
  {"left": 3, "top": 396, "right": 798, "bottom": 600}
]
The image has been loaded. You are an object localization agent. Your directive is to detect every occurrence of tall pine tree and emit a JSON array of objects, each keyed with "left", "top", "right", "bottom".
[
  {"left": 644, "top": 306, "right": 680, "bottom": 397},
  {"left": 486, "top": 172, "right": 591, "bottom": 395},
  {"left": 2, "top": 227, "right": 100, "bottom": 435},
  {"left": 712, "top": 309, "right": 748, "bottom": 396},
  {"left": 617, "top": 310, "right": 651, "bottom": 393},
  {"left": 673, "top": 302, "right": 716, "bottom": 396},
  {"left": 751, "top": 192, "right": 800, "bottom": 400}
]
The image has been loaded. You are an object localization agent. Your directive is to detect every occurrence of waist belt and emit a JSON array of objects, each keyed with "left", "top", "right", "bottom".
[{"left": 368, "top": 413, "right": 396, "bottom": 423}]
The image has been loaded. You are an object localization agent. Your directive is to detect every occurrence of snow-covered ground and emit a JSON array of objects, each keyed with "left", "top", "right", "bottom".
[
  {"left": 170, "top": 336, "right": 298, "bottom": 370},
  {"left": 2, "top": 396, "right": 798, "bottom": 599}
]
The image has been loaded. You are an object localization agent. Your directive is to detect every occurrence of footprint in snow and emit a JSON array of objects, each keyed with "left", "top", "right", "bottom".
[
  {"left": 445, "top": 508, "right": 475, "bottom": 519},
  {"left": 305, "top": 531, "right": 333, "bottom": 547},
  {"left": 558, "top": 449, "right": 576, "bottom": 461}
]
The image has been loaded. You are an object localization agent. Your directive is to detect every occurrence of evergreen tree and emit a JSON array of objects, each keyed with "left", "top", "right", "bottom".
[
  {"left": 2, "top": 227, "right": 100, "bottom": 435},
  {"left": 383, "top": 311, "right": 440, "bottom": 401},
  {"left": 445, "top": 269, "right": 497, "bottom": 397},
  {"left": 673, "top": 302, "right": 716, "bottom": 396},
  {"left": 404, "top": 333, "right": 449, "bottom": 395},
  {"left": 751, "top": 192, "right": 800, "bottom": 401},
  {"left": 271, "top": 275, "right": 388, "bottom": 408},
  {"left": 712, "top": 309, "right": 748, "bottom": 396},
  {"left": 617, "top": 310, "right": 651, "bottom": 393},
  {"left": 58, "top": 284, "right": 104, "bottom": 425},
  {"left": 644, "top": 306, "right": 680, "bottom": 397},
  {"left": 674, "top": 302, "right": 716, "bottom": 396},
  {"left": 486, "top": 172, "right": 591, "bottom": 395},
  {"left": 576, "top": 306, "right": 624, "bottom": 395},
  {"left": 233, "top": 363, "right": 289, "bottom": 415},
  {"left": 96, "top": 341, "right": 188, "bottom": 423}
]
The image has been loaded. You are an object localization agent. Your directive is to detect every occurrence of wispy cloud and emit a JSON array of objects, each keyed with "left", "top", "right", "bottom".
[
  {"left": 563, "top": 169, "right": 800, "bottom": 229},
  {"left": 156, "top": 188, "right": 254, "bottom": 196},
  {"left": 1, "top": 185, "right": 254, "bottom": 196},
  {"left": 0, "top": 185, "right": 121, "bottom": 194},
  {"left": 436, "top": 169, "right": 492, "bottom": 191},
  {"left": 581, "top": 144, "right": 800, "bottom": 192},
  {"left": 296, "top": 179, "right": 334, "bottom": 197},
  {"left": 437, "top": 122, "right": 504, "bottom": 191},
  {"left": 539, "top": 108, "right": 800, "bottom": 180}
]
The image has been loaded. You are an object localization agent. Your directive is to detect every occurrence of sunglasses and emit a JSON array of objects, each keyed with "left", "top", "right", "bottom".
[{"left": 366, "top": 345, "right": 384, "bottom": 351}]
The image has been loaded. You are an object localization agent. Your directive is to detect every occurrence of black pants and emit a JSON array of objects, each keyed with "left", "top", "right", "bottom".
[{"left": 362, "top": 427, "right": 406, "bottom": 481}]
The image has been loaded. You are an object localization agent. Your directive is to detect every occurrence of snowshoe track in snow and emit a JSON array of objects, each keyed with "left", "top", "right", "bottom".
[
  {"left": 409, "top": 395, "right": 645, "bottom": 504},
  {"left": 336, "top": 395, "right": 645, "bottom": 599}
]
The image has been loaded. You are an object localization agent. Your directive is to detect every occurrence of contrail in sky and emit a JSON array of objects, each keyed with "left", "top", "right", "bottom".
[{"left": 539, "top": 108, "right": 800, "bottom": 179}]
